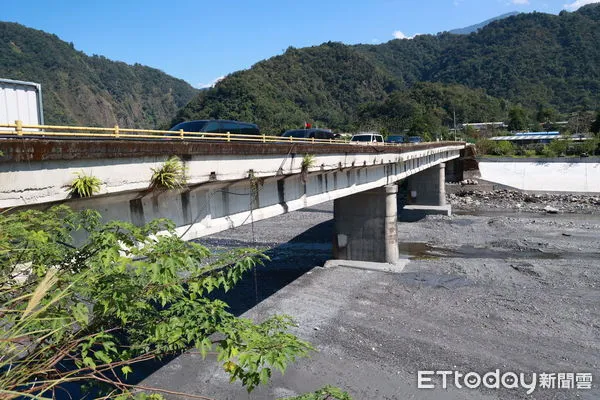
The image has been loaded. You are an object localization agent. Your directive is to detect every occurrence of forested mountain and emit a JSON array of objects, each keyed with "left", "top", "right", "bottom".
[
  {"left": 173, "top": 43, "right": 399, "bottom": 132},
  {"left": 448, "top": 12, "right": 520, "bottom": 35},
  {"left": 176, "top": 5, "right": 600, "bottom": 134},
  {"left": 357, "top": 82, "right": 508, "bottom": 138},
  {"left": 0, "top": 22, "right": 197, "bottom": 128},
  {"left": 361, "top": 6, "right": 600, "bottom": 110}
]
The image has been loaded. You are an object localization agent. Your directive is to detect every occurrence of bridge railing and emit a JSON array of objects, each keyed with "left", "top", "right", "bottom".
[
  {"left": 0, "top": 121, "right": 460, "bottom": 147},
  {"left": 0, "top": 121, "right": 350, "bottom": 145}
]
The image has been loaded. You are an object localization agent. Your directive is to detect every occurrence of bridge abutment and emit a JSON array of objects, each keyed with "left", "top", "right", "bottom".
[{"left": 333, "top": 184, "right": 399, "bottom": 264}]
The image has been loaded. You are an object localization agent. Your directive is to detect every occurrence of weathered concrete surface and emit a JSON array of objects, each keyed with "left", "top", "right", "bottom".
[
  {"left": 401, "top": 204, "right": 452, "bottom": 220},
  {"left": 478, "top": 158, "right": 600, "bottom": 193},
  {"left": 0, "top": 138, "right": 464, "bottom": 162},
  {"left": 407, "top": 163, "right": 446, "bottom": 206},
  {"left": 324, "top": 259, "right": 408, "bottom": 273},
  {"left": 0, "top": 140, "right": 462, "bottom": 255},
  {"left": 333, "top": 184, "right": 399, "bottom": 263},
  {"left": 401, "top": 163, "right": 451, "bottom": 220},
  {"left": 140, "top": 202, "right": 600, "bottom": 400},
  {"left": 0, "top": 138, "right": 463, "bottom": 209}
]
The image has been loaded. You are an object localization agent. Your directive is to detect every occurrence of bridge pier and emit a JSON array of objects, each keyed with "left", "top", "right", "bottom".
[
  {"left": 333, "top": 184, "right": 399, "bottom": 264},
  {"left": 402, "top": 162, "right": 451, "bottom": 218}
]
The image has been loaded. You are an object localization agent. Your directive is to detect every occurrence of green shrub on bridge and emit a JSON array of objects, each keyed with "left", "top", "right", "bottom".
[
  {"left": 69, "top": 172, "right": 102, "bottom": 198},
  {"left": 150, "top": 156, "right": 187, "bottom": 190}
]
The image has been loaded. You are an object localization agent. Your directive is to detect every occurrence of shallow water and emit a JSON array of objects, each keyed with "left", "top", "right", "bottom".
[
  {"left": 453, "top": 208, "right": 600, "bottom": 222},
  {"left": 398, "top": 242, "right": 599, "bottom": 261}
]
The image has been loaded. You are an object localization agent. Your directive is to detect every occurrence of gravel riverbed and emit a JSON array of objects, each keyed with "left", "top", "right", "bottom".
[
  {"left": 450, "top": 187, "right": 600, "bottom": 214},
  {"left": 143, "top": 189, "right": 600, "bottom": 400}
]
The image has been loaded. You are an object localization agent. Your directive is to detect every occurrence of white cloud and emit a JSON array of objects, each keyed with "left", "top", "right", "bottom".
[
  {"left": 371, "top": 38, "right": 380, "bottom": 44},
  {"left": 563, "top": 0, "right": 600, "bottom": 10},
  {"left": 512, "top": 0, "right": 529, "bottom": 4},
  {"left": 196, "top": 76, "right": 224, "bottom": 89},
  {"left": 393, "top": 30, "right": 419, "bottom": 40}
]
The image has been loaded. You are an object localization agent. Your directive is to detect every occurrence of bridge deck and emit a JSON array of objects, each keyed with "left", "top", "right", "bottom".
[{"left": 0, "top": 139, "right": 465, "bottom": 163}]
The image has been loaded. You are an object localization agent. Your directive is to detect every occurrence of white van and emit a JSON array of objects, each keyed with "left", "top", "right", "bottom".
[{"left": 350, "top": 133, "right": 384, "bottom": 145}]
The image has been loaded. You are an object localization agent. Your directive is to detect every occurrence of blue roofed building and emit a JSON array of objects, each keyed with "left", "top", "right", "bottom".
[{"left": 489, "top": 131, "right": 562, "bottom": 145}]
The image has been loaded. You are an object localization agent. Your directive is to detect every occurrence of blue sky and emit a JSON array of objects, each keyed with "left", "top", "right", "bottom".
[{"left": 3, "top": 0, "right": 599, "bottom": 88}]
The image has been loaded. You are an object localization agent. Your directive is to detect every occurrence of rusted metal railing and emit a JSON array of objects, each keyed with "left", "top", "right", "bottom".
[
  {"left": 0, "top": 121, "right": 452, "bottom": 147},
  {"left": 0, "top": 121, "right": 350, "bottom": 145}
]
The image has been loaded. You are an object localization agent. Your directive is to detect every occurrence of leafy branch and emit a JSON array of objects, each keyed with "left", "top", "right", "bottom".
[{"left": 0, "top": 206, "right": 313, "bottom": 398}]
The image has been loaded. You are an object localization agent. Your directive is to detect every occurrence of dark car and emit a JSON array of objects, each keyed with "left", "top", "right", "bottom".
[
  {"left": 407, "top": 136, "right": 423, "bottom": 143},
  {"left": 385, "top": 135, "right": 406, "bottom": 144},
  {"left": 169, "top": 120, "right": 260, "bottom": 136},
  {"left": 281, "top": 128, "right": 336, "bottom": 140}
]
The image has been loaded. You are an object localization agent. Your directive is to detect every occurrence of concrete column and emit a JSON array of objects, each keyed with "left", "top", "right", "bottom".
[
  {"left": 333, "top": 184, "right": 399, "bottom": 263},
  {"left": 384, "top": 184, "right": 400, "bottom": 263},
  {"left": 438, "top": 162, "right": 446, "bottom": 207},
  {"left": 401, "top": 163, "right": 451, "bottom": 219},
  {"left": 407, "top": 163, "right": 446, "bottom": 206}
]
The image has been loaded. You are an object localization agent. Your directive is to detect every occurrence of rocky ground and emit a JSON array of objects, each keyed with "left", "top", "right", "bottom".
[
  {"left": 142, "top": 189, "right": 600, "bottom": 400},
  {"left": 448, "top": 183, "right": 600, "bottom": 214}
]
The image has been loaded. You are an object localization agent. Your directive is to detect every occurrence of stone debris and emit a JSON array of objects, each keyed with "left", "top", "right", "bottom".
[
  {"left": 448, "top": 189, "right": 600, "bottom": 214},
  {"left": 460, "top": 179, "right": 479, "bottom": 186}
]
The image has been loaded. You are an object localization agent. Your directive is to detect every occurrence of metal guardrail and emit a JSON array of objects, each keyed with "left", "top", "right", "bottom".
[
  {"left": 0, "top": 121, "right": 349, "bottom": 145},
  {"left": 0, "top": 121, "right": 462, "bottom": 147}
]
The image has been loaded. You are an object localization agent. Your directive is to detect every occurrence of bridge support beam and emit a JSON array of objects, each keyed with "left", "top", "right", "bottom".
[
  {"left": 333, "top": 184, "right": 399, "bottom": 264},
  {"left": 402, "top": 162, "right": 451, "bottom": 218}
]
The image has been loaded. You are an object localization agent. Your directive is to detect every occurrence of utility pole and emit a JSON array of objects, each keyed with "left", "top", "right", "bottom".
[{"left": 453, "top": 108, "right": 457, "bottom": 141}]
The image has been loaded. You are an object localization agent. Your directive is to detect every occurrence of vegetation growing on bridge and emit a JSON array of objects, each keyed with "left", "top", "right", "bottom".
[
  {"left": 69, "top": 172, "right": 102, "bottom": 198},
  {"left": 300, "top": 154, "right": 316, "bottom": 183},
  {"left": 0, "top": 206, "right": 314, "bottom": 398},
  {"left": 150, "top": 156, "right": 187, "bottom": 190}
]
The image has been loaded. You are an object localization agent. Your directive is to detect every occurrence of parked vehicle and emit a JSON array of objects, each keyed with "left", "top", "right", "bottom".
[
  {"left": 385, "top": 135, "right": 406, "bottom": 144},
  {"left": 350, "top": 133, "right": 384, "bottom": 144},
  {"left": 169, "top": 120, "right": 260, "bottom": 136},
  {"left": 281, "top": 128, "right": 337, "bottom": 140},
  {"left": 407, "top": 136, "right": 423, "bottom": 143}
]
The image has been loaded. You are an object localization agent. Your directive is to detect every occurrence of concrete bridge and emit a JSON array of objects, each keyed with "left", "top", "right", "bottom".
[{"left": 0, "top": 139, "right": 466, "bottom": 263}]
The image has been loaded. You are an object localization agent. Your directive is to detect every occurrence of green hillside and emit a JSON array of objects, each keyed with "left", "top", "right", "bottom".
[
  {"left": 173, "top": 42, "right": 400, "bottom": 133},
  {"left": 176, "top": 5, "right": 600, "bottom": 133},
  {"left": 361, "top": 7, "right": 600, "bottom": 110},
  {"left": 357, "top": 82, "right": 508, "bottom": 138},
  {"left": 0, "top": 22, "right": 198, "bottom": 128}
]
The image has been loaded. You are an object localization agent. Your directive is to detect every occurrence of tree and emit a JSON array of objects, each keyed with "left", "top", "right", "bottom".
[
  {"left": 536, "top": 106, "right": 557, "bottom": 124},
  {"left": 0, "top": 206, "right": 313, "bottom": 398},
  {"left": 567, "top": 110, "right": 595, "bottom": 137},
  {"left": 491, "top": 140, "right": 515, "bottom": 156},
  {"left": 548, "top": 138, "right": 568, "bottom": 156},
  {"left": 507, "top": 106, "right": 528, "bottom": 131},
  {"left": 591, "top": 111, "right": 600, "bottom": 136}
]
